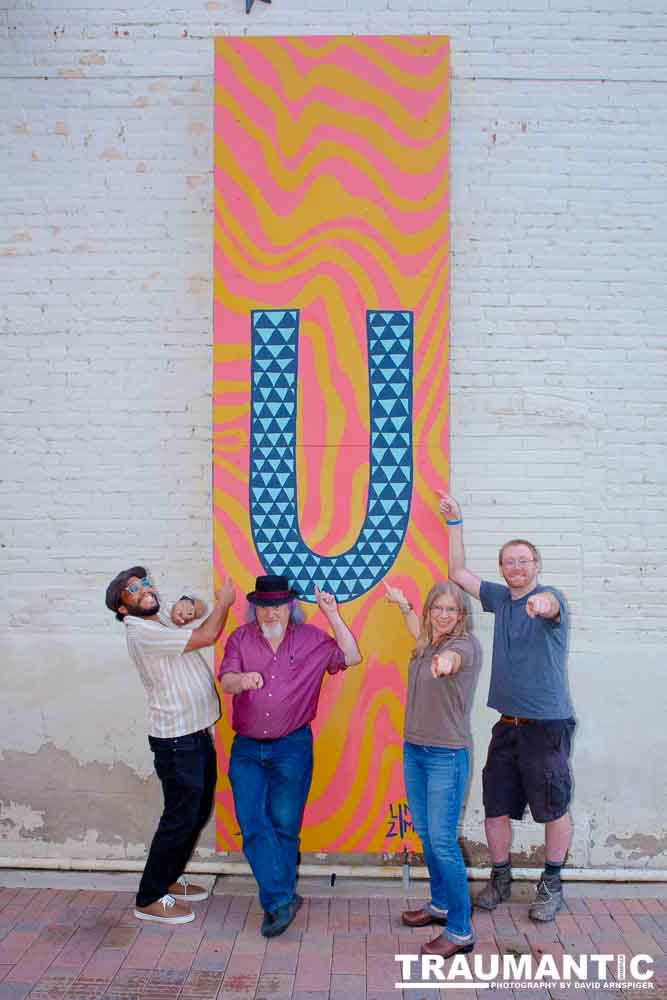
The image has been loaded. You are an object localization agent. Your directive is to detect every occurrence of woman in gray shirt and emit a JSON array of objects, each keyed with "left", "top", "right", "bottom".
[{"left": 384, "top": 579, "right": 480, "bottom": 960}]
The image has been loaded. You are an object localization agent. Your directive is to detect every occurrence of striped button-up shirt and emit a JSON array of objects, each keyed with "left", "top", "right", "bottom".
[{"left": 124, "top": 608, "right": 220, "bottom": 738}]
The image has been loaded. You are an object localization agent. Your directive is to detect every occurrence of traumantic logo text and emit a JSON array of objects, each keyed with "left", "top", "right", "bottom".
[{"left": 394, "top": 952, "right": 655, "bottom": 991}]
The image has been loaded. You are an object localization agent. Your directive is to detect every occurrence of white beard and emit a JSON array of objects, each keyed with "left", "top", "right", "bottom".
[{"left": 260, "top": 622, "right": 285, "bottom": 642}]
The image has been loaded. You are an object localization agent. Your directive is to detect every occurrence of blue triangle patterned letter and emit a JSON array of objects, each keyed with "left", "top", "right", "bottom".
[{"left": 249, "top": 309, "right": 414, "bottom": 603}]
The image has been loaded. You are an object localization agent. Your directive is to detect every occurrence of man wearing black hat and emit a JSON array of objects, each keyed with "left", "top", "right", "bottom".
[
  {"left": 105, "top": 566, "right": 235, "bottom": 925},
  {"left": 217, "top": 575, "right": 362, "bottom": 937}
]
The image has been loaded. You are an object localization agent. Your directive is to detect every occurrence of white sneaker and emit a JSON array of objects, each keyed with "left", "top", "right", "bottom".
[
  {"left": 168, "top": 875, "right": 209, "bottom": 902},
  {"left": 134, "top": 893, "right": 195, "bottom": 924}
]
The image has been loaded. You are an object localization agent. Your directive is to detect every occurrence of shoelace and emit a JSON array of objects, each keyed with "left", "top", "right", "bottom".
[
  {"left": 159, "top": 894, "right": 177, "bottom": 910},
  {"left": 176, "top": 876, "right": 190, "bottom": 888},
  {"left": 535, "top": 879, "right": 552, "bottom": 901}
]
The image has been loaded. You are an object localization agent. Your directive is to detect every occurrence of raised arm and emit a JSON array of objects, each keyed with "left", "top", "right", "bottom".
[
  {"left": 183, "top": 576, "right": 236, "bottom": 652},
  {"left": 436, "top": 492, "right": 482, "bottom": 601},
  {"left": 314, "top": 586, "right": 362, "bottom": 666},
  {"left": 381, "top": 580, "right": 420, "bottom": 640}
]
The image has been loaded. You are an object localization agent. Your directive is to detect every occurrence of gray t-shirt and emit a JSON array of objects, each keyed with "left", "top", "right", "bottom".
[
  {"left": 403, "top": 634, "right": 480, "bottom": 749},
  {"left": 480, "top": 581, "right": 573, "bottom": 720}
]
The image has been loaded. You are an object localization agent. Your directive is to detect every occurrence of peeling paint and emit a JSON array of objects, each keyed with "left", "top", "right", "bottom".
[
  {"left": 461, "top": 839, "right": 547, "bottom": 869},
  {"left": 0, "top": 742, "right": 160, "bottom": 851},
  {"left": 605, "top": 832, "right": 667, "bottom": 861},
  {"left": 79, "top": 51, "right": 106, "bottom": 65},
  {"left": 0, "top": 801, "right": 44, "bottom": 834}
]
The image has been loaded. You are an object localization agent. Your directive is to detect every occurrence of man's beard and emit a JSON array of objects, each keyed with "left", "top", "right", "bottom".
[
  {"left": 260, "top": 622, "right": 285, "bottom": 642},
  {"left": 126, "top": 595, "right": 160, "bottom": 619}
]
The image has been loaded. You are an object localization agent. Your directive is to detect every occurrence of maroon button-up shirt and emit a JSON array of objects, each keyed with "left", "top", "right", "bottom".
[{"left": 218, "top": 622, "right": 347, "bottom": 739}]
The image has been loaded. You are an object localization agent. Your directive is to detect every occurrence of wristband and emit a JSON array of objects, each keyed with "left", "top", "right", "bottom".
[
  {"left": 446, "top": 519, "right": 463, "bottom": 526},
  {"left": 400, "top": 602, "right": 413, "bottom": 614}
]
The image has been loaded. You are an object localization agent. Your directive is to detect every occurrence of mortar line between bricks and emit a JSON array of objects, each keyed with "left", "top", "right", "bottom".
[{"left": 4, "top": 73, "right": 667, "bottom": 85}]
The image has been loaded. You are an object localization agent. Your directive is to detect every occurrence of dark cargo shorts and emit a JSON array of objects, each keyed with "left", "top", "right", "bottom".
[{"left": 482, "top": 716, "right": 576, "bottom": 823}]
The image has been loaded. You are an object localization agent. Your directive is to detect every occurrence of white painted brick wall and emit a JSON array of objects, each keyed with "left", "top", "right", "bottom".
[{"left": 2, "top": 1, "right": 666, "bottom": 866}]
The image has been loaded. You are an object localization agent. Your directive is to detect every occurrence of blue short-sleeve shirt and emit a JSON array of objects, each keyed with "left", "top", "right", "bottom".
[{"left": 480, "top": 581, "right": 573, "bottom": 720}]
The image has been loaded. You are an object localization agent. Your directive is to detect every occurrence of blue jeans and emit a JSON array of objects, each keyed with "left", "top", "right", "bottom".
[
  {"left": 403, "top": 741, "right": 473, "bottom": 942},
  {"left": 229, "top": 725, "right": 313, "bottom": 913},
  {"left": 137, "top": 729, "right": 217, "bottom": 908}
]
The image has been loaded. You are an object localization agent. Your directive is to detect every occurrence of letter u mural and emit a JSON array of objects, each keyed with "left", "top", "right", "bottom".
[
  {"left": 250, "top": 308, "right": 413, "bottom": 600},
  {"left": 213, "top": 36, "right": 450, "bottom": 851}
]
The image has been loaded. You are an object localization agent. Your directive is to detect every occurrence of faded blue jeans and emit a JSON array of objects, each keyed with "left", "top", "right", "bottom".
[
  {"left": 403, "top": 741, "right": 473, "bottom": 943},
  {"left": 229, "top": 725, "right": 313, "bottom": 913}
]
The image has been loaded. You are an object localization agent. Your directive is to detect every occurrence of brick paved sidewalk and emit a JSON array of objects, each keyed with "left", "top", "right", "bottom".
[{"left": 0, "top": 874, "right": 666, "bottom": 999}]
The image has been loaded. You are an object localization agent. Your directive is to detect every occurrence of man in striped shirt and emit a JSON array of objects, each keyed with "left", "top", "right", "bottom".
[{"left": 106, "top": 566, "right": 235, "bottom": 925}]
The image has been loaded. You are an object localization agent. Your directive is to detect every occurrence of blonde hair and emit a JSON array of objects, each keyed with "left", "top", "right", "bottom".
[{"left": 414, "top": 581, "right": 469, "bottom": 656}]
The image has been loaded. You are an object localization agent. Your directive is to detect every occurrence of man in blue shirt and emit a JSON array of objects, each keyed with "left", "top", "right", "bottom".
[{"left": 438, "top": 492, "right": 575, "bottom": 923}]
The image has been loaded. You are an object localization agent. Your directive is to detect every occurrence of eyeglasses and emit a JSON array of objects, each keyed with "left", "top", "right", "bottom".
[
  {"left": 501, "top": 558, "right": 535, "bottom": 568},
  {"left": 431, "top": 605, "right": 459, "bottom": 615},
  {"left": 125, "top": 577, "right": 152, "bottom": 594}
]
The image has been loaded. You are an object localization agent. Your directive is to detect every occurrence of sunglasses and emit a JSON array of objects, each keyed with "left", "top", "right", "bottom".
[{"left": 125, "top": 577, "right": 152, "bottom": 594}]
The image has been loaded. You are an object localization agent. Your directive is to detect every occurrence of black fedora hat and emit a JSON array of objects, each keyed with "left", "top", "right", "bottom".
[{"left": 246, "top": 574, "right": 299, "bottom": 606}]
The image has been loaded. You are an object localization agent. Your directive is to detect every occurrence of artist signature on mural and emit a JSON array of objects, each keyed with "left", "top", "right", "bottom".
[{"left": 386, "top": 801, "right": 413, "bottom": 839}]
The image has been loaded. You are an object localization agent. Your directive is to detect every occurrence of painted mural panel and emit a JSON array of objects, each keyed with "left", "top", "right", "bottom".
[{"left": 213, "top": 36, "right": 450, "bottom": 852}]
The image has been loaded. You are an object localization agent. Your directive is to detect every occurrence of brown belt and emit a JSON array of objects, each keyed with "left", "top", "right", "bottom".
[{"left": 500, "top": 714, "right": 535, "bottom": 725}]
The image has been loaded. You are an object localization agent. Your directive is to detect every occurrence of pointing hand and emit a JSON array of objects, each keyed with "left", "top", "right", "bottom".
[
  {"left": 216, "top": 576, "right": 236, "bottom": 607},
  {"left": 314, "top": 585, "right": 337, "bottom": 617},
  {"left": 381, "top": 579, "right": 409, "bottom": 607},
  {"left": 526, "top": 593, "right": 558, "bottom": 619},
  {"left": 435, "top": 491, "right": 462, "bottom": 522},
  {"left": 431, "top": 652, "right": 455, "bottom": 678}
]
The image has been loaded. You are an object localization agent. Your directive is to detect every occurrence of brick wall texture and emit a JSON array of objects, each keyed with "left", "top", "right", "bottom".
[{"left": 1, "top": 0, "right": 666, "bottom": 868}]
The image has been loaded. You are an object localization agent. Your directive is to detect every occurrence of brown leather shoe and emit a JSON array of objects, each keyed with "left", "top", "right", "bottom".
[
  {"left": 402, "top": 907, "right": 447, "bottom": 927},
  {"left": 420, "top": 933, "right": 474, "bottom": 958}
]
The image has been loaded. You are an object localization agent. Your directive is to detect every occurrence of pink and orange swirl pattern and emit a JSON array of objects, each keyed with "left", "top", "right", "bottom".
[{"left": 213, "top": 36, "right": 450, "bottom": 852}]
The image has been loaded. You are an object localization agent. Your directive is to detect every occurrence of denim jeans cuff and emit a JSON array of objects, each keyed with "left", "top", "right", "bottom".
[
  {"left": 443, "top": 928, "right": 474, "bottom": 944},
  {"left": 428, "top": 902, "right": 449, "bottom": 917}
]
